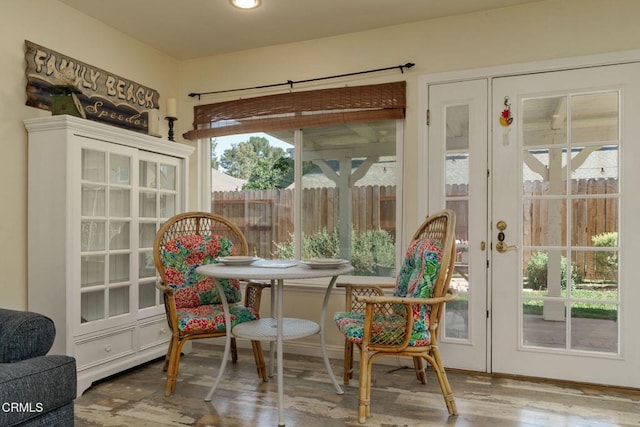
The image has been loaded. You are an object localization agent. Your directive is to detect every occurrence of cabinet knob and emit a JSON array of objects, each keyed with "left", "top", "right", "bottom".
[{"left": 104, "top": 344, "right": 112, "bottom": 352}]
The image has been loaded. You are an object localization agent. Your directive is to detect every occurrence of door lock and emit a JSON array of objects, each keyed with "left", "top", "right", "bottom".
[{"left": 495, "top": 220, "right": 518, "bottom": 253}]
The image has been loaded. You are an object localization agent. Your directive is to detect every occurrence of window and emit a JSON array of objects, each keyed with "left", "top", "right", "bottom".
[
  {"left": 210, "top": 121, "right": 401, "bottom": 277},
  {"left": 187, "top": 82, "right": 406, "bottom": 277}
]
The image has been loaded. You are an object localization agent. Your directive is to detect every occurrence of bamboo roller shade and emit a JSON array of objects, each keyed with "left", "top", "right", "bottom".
[{"left": 183, "top": 81, "right": 406, "bottom": 140}]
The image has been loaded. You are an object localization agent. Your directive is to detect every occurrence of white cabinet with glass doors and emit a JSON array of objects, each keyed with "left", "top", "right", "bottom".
[{"left": 26, "top": 115, "right": 193, "bottom": 396}]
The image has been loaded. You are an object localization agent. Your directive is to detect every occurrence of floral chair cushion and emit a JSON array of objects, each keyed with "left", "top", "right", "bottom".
[
  {"left": 161, "top": 234, "right": 242, "bottom": 308},
  {"left": 176, "top": 303, "right": 259, "bottom": 333},
  {"left": 334, "top": 238, "right": 444, "bottom": 347}
]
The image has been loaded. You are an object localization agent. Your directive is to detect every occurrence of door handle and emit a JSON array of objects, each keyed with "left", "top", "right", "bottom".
[
  {"left": 495, "top": 220, "right": 518, "bottom": 253},
  {"left": 495, "top": 241, "right": 518, "bottom": 253}
]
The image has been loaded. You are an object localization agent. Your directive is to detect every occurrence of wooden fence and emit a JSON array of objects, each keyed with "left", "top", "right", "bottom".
[
  {"left": 212, "top": 178, "right": 617, "bottom": 279},
  {"left": 212, "top": 186, "right": 396, "bottom": 257}
]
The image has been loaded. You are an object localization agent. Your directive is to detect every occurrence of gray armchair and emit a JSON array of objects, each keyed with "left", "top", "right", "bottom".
[{"left": 0, "top": 309, "right": 76, "bottom": 426}]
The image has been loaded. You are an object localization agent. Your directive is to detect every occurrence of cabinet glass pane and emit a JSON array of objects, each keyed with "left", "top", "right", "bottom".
[
  {"left": 139, "top": 191, "right": 157, "bottom": 217},
  {"left": 139, "top": 160, "right": 157, "bottom": 189},
  {"left": 109, "top": 221, "right": 130, "bottom": 250},
  {"left": 109, "top": 286, "right": 130, "bottom": 317},
  {"left": 109, "top": 254, "right": 130, "bottom": 283},
  {"left": 139, "top": 282, "right": 156, "bottom": 309},
  {"left": 160, "top": 194, "right": 176, "bottom": 218},
  {"left": 81, "top": 221, "right": 106, "bottom": 251},
  {"left": 138, "top": 252, "right": 156, "bottom": 279},
  {"left": 82, "top": 149, "right": 105, "bottom": 182},
  {"left": 139, "top": 222, "right": 157, "bottom": 248},
  {"left": 110, "top": 154, "right": 131, "bottom": 185},
  {"left": 82, "top": 185, "right": 106, "bottom": 216},
  {"left": 160, "top": 164, "right": 176, "bottom": 190},
  {"left": 109, "top": 188, "right": 131, "bottom": 217},
  {"left": 81, "top": 291, "right": 104, "bottom": 323},
  {"left": 81, "top": 255, "right": 105, "bottom": 287}
]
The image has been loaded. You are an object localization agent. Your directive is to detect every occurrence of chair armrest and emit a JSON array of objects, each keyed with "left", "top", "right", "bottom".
[
  {"left": 244, "top": 280, "right": 270, "bottom": 312},
  {"left": 356, "top": 289, "right": 458, "bottom": 306},
  {"left": 355, "top": 289, "right": 457, "bottom": 351},
  {"left": 155, "top": 280, "right": 174, "bottom": 295},
  {"left": 336, "top": 283, "right": 395, "bottom": 291}
]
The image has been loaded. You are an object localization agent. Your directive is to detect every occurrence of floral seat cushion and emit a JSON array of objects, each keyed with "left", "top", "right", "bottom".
[
  {"left": 334, "top": 238, "right": 444, "bottom": 347},
  {"left": 161, "top": 234, "right": 259, "bottom": 332},
  {"left": 176, "top": 303, "right": 258, "bottom": 333}
]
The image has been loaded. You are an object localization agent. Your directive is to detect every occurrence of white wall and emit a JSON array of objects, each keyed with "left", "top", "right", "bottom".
[{"left": 1, "top": 0, "right": 183, "bottom": 309}]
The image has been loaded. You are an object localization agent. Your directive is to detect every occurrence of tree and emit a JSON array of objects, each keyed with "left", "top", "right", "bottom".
[
  {"left": 220, "top": 136, "right": 290, "bottom": 189},
  {"left": 210, "top": 138, "right": 220, "bottom": 170}
]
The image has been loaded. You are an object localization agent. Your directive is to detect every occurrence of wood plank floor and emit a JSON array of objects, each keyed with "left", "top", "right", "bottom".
[{"left": 74, "top": 343, "right": 640, "bottom": 426}]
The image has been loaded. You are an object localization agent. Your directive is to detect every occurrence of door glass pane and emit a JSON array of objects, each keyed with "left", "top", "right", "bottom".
[
  {"left": 523, "top": 96, "right": 567, "bottom": 146},
  {"left": 522, "top": 299, "right": 567, "bottom": 349},
  {"left": 444, "top": 104, "right": 470, "bottom": 340},
  {"left": 523, "top": 249, "right": 571, "bottom": 298},
  {"left": 523, "top": 149, "right": 568, "bottom": 195},
  {"left": 570, "top": 303, "right": 618, "bottom": 352},
  {"left": 110, "top": 154, "right": 130, "bottom": 185},
  {"left": 570, "top": 145, "right": 618, "bottom": 194},
  {"left": 82, "top": 149, "right": 105, "bottom": 182},
  {"left": 139, "top": 160, "right": 157, "bottom": 188},
  {"left": 571, "top": 92, "right": 619, "bottom": 144}
]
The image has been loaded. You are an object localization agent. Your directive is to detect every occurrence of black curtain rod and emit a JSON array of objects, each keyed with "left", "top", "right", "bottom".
[{"left": 187, "top": 62, "right": 415, "bottom": 99}]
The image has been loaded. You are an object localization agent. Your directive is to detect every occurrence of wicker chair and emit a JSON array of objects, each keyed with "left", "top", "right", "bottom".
[
  {"left": 334, "top": 209, "right": 458, "bottom": 423},
  {"left": 153, "top": 212, "right": 269, "bottom": 397}
]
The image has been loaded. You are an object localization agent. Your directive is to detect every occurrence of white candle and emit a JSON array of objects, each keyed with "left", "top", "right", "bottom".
[
  {"left": 147, "top": 108, "right": 160, "bottom": 136},
  {"left": 166, "top": 98, "right": 177, "bottom": 118}
]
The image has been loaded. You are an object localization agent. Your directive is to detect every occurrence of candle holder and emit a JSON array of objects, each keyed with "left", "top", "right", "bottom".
[{"left": 165, "top": 116, "right": 177, "bottom": 141}]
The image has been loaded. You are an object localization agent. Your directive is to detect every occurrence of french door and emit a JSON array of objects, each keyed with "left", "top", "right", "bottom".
[
  {"left": 427, "top": 79, "right": 488, "bottom": 371},
  {"left": 491, "top": 63, "right": 640, "bottom": 387},
  {"left": 428, "top": 62, "right": 640, "bottom": 387}
]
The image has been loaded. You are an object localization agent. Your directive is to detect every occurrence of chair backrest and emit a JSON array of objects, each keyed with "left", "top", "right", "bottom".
[
  {"left": 393, "top": 209, "right": 456, "bottom": 344},
  {"left": 153, "top": 212, "right": 250, "bottom": 307}
]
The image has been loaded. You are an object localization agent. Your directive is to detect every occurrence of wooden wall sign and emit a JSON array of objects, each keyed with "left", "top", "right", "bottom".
[{"left": 24, "top": 40, "right": 160, "bottom": 134}]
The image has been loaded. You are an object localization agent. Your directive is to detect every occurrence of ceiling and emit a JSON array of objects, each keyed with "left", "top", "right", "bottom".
[{"left": 58, "top": 0, "right": 543, "bottom": 60}]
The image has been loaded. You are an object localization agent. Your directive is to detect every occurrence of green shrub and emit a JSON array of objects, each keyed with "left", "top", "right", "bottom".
[
  {"left": 525, "top": 251, "right": 582, "bottom": 290},
  {"left": 273, "top": 227, "right": 396, "bottom": 275},
  {"left": 591, "top": 232, "right": 618, "bottom": 282}
]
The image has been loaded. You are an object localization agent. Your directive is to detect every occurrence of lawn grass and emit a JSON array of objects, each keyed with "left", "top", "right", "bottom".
[{"left": 448, "top": 288, "right": 618, "bottom": 321}]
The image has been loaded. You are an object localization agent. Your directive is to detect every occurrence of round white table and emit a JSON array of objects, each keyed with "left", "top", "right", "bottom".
[{"left": 195, "top": 261, "right": 354, "bottom": 427}]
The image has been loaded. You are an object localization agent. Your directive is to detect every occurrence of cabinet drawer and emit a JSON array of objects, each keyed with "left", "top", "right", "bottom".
[
  {"left": 138, "top": 319, "right": 170, "bottom": 349},
  {"left": 75, "top": 329, "right": 135, "bottom": 369}
]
